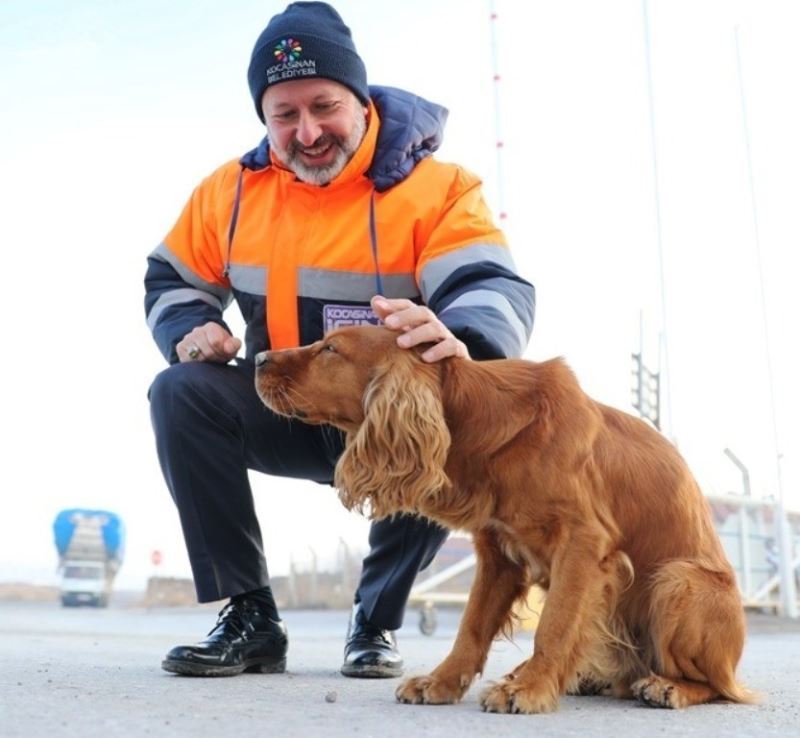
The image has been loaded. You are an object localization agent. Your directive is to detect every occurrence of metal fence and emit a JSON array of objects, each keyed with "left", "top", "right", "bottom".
[
  {"left": 708, "top": 494, "right": 800, "bottom": 612},
  {"left": 406, "top": 493, "right": 800, "bottom": 634}
]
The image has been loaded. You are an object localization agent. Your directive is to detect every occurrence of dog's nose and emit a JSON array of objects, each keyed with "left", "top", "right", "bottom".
[{"left": 254, "top": 351, "right": 271, "bottom": 367}]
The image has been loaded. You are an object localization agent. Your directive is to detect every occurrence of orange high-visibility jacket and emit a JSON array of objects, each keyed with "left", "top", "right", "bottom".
[{"left": 145, "top": 87, "right": 535, "bottom": 363}]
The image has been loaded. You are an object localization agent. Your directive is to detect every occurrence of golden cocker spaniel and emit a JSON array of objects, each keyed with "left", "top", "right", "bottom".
[{"left": 255, "top": 325, "right": 753, "bottom": 713}]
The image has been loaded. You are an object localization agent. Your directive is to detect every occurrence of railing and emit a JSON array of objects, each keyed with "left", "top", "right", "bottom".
[
  {"left": 707, "top": 493, "right": 800, "bottom": 612},
  {"left": 406, "top": 492, "right": 800, "bottom": 634}
]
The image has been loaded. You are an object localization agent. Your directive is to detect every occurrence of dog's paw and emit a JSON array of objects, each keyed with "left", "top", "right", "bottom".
[
  {"left": 631, "top": 675, "right": 685, "bottom": 709},
  {"left": 479, "top": 678, "right": 559, "bottom": 714},
  {"left": 395, "top": 674, "right": 468, "bottom": 705}
]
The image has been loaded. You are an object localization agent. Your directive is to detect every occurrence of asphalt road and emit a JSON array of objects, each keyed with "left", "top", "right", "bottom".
[{"left": 1, "top": 601, "right": 798, "bottom": 738}]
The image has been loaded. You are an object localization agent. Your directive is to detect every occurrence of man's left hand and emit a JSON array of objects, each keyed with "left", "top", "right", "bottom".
[{"left": 370, "top": 295, "right": 470, "bottom": 363}]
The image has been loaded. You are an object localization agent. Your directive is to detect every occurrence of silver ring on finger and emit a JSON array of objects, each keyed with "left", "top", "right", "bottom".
[{"left": 187, "top": 345, "right": 202, "bottom": 361}]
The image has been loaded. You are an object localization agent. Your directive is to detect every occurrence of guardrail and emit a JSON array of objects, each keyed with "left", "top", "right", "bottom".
[
  {"left": 707, "top": 493, "right": 800, "bottom": 612},
  {"left": 407, "top": 492, "right": 800, "bottom": 634}
]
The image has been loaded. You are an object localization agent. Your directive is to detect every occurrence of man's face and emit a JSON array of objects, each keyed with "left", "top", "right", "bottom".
[{"left": 262, "top": 78, "right": 368, "bottom": 186}]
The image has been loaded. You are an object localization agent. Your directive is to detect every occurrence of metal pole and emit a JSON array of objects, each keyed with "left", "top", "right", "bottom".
[
  {"left": 734, "top": 26, "right": 796, "bottom": 617},
  {"left": 722, "top": 448, "right": 755, "bottom": 604},
  {"left": 308, "top": 547, "right": 318, "bottom": 606},
  {"left": 724, "top": 447, "right": 752, "bottom": 497},
  {"left": 488, "top": 0, "right": 507, "bottom": 220},
  {"left": 738, "top": 504, "right": 752, "bottom": 600},
  {"left": 641, "top": 0, "right": 674, "bottom": 442},
  {"left": 637, "top": 312, "right": 645, "bottom": 414},
  {"left": 338, "top": 537, "right": 350, "bottom": 595},
  {"left": 288, "top": 556, "right": 298, "bottom": 608}
]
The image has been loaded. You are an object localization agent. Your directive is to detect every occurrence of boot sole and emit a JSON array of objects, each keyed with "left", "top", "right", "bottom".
[
  {"left": 162, "top": 656, "right": 286, "bottom": 677},
  {"left": 340, "top": 663, "right": 403, "bottom": 679}
]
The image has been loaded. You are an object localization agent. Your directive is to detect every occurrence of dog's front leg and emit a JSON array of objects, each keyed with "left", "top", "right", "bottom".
[
  {"left": 396, "top": 530, "right": 527, "bottom": 705},
  {"left": 480, "top": 525, "right": 615, "bottom": 714}
]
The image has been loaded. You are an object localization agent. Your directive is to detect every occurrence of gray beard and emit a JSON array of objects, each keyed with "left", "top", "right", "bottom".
[{"left": 269, "top": 111, "right": 367, "bottom": 186}]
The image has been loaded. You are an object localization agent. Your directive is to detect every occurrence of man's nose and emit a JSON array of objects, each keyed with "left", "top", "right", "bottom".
[{"left": 295, "top": 112, "right": 322, "bottom": 147}]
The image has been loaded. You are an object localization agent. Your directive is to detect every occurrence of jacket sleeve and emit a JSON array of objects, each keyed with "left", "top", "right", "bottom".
[
  {"left": 144, "top": 173, "right": 234, "bottom": 364},
  {"left": 416, "top": 167, "right": 535, "bottom": 359}
]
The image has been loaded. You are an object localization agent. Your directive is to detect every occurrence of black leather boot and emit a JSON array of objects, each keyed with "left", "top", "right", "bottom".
[
  {"left": 162, "top": 598, "right": 288, "bottom": 676},
  {"left": 341, "top": 602, "right": 403, "bottom": 678}
]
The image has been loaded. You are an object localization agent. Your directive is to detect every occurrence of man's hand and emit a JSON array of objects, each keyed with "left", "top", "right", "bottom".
[
  {"left": 370, "top": 295, "right": 470, "bottom": 363},
  {"left": 177, "top": 322, "right": 242, "bottom": 363}
]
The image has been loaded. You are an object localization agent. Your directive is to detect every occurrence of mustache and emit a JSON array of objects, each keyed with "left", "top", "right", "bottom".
[{"left": 287, "top": 133, "right": 343, "bottom": 156}]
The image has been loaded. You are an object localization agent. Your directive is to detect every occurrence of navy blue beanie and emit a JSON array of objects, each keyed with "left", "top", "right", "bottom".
[{"left": 248, "top": 2, "right": 369, "bottom": 123}]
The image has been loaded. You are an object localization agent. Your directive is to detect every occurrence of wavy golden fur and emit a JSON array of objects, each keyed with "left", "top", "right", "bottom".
[{"left": 255, "top": 325, "right": 754, "bottom": 713}]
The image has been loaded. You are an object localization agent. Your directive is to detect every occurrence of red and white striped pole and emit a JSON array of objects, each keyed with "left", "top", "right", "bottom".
[{"left": 488, "top": 1, "right": 507, "bottom": 221}]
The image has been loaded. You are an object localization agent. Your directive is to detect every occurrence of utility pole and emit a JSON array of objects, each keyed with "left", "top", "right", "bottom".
[
  {"left": 641, "top": 0, "right": 673, "bottom": 440},
  {"left": 488, "top": 0, "right": 507, "bottom": 222},
  {"left": 631, "top": 313, "right": 661, "bottom": 430},
  {"left": 734, "top": 26, "right": 796, "bottom": 617},
  {"left": 308, "top": 547, "right": 318, "bottom": 606}
]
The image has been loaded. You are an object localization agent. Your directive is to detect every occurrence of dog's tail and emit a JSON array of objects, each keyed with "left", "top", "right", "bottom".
[
  {"left": 648, "top": 559, "right": 760, "bottom": 705},
  {"left": 715, "top": 677, "right": 760, "bottom": 705}
]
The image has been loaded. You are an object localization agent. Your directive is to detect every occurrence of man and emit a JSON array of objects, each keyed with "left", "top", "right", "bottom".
[{"left": 145, "top": 1, "right": 535, "bottom": 679}]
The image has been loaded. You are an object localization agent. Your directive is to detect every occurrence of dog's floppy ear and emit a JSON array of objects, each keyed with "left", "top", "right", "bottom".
[{"left": 335, "top": 350, "right": 451, "bottom": 519}]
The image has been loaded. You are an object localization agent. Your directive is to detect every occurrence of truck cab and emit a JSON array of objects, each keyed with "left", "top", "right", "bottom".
[{"left": 60, "top": 560, "right": 112, "bottom": 608}]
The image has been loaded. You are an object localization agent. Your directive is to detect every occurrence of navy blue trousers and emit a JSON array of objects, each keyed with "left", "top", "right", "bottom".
[{"left": 148, "top": 359, "right": 449, "bottom": 630}]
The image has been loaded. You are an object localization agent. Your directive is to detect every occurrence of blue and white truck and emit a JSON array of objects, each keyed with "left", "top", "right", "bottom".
[{"left": 53, "top": 509, "right": 125, "bottom": 607}]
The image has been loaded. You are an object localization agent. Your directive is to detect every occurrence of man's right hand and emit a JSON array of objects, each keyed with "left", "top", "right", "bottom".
[{"left": 177, "top": 322, "right": 242, "bottom": 363}]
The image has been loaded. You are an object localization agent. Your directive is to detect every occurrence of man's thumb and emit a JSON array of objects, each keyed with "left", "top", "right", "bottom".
[
  {"left": 225, "top": 336, "right": 243, "bottom": 355},
  {"left": 370, "top": 294, "right": 391, "bottom": 318}
]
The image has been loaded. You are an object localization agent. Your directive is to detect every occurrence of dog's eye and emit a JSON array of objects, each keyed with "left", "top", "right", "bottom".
[{"left": 322, "top": 344, "right": 337, "bottom": 353}]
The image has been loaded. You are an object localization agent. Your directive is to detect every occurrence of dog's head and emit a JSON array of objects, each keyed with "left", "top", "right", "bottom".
[{"left": 255, "top": 325, "right": 452, "bottom": 518}]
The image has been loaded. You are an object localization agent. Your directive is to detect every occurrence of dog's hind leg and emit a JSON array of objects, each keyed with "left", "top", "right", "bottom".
[
  {"left": 631, "top": 673, "right": 720, "bottom": 708},
  {"left": 633, "top": 559, "right": 755, "bottom": 708}
]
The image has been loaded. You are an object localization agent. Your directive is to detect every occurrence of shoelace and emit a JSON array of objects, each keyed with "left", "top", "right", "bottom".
[
  {"left": 208, "top": 601, "right": 251, "bottom": 639},
  {"left": 352, "top": 616, "right": 393, "bottom": 646}
]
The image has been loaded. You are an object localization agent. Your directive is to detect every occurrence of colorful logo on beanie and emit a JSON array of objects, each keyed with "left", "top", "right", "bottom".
[
  {"left": 267, "top": 38, "right": 316, "bottom": 84},
  {"left": 273, "top": 38, "right": 302, "bottom": 63}
]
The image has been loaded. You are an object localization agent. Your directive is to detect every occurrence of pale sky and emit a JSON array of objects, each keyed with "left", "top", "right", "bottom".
[{"left": 1, "top": 0, "right": 798, "bottom": 591}]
